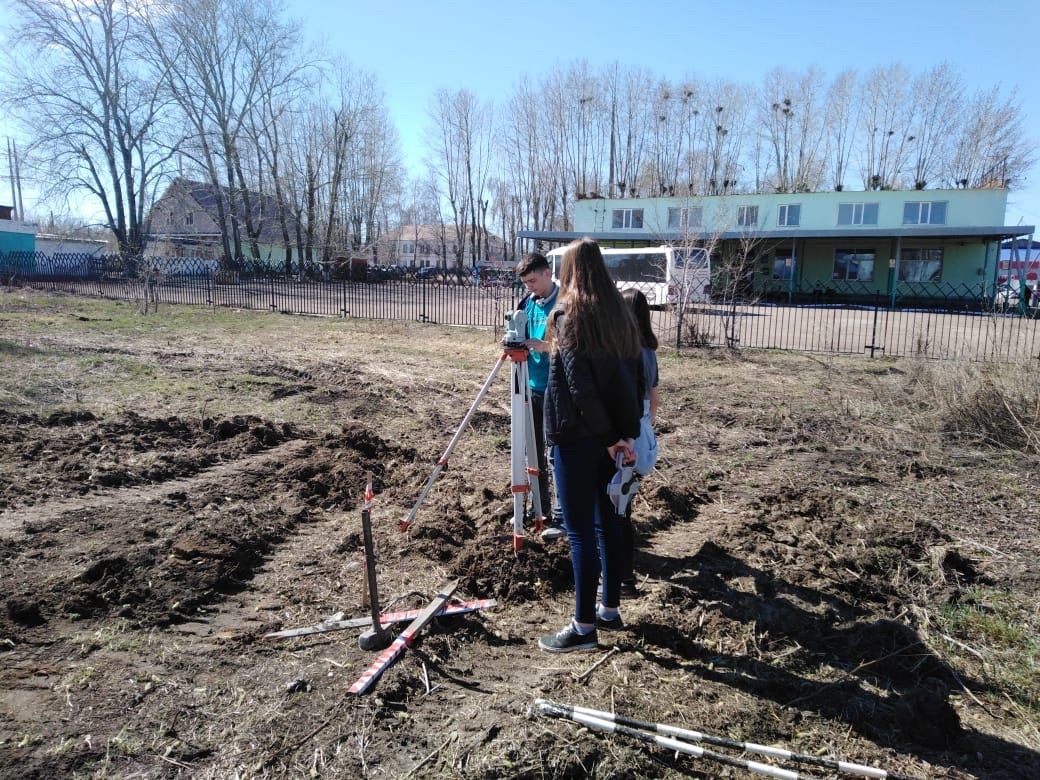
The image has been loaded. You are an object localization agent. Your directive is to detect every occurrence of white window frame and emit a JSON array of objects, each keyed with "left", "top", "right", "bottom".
[
  {"left": 837, "top": 202, "right": 879, "bottom": 226},
  {"left": 902, "top": 201, "right": 947, "bottom": 225},
  {"left": 185, "top": 212, "right": 194, "bottom": 226},
  {"left": 736, "top": 205, "right": 758, "bottom": 227},
  {"left": 777, "top": 204, "right": 801, "bottom": 227},
  {"left": 612, "top": 208, "right": 644, "bottom": 229},
  {"left": 667, "top": 206, "right": 703, "bottom": 230}
]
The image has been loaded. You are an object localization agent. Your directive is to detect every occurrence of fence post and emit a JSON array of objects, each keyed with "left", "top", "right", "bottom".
[{"left": 865, "top": 292, "right": 884, "bottom": 358}]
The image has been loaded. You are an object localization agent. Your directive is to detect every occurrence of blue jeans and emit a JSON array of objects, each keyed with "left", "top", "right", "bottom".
[{"left": 552, "top": 438, "right": 623, "bottom": 624}]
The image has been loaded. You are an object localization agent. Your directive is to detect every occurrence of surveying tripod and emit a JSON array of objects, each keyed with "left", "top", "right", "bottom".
[{"left": 399, "top": 310, "right": 545, "bottom": 551}]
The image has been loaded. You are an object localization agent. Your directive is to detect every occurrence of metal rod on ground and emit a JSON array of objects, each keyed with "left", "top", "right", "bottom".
[
  {"left": 534, "top": 700, "right": 912, "bottom": 780},
  {"left": 361, "top": 486, "right": 370, "bottom": 607},
  {"left": 358, "top": 475, "right": 391, "bottom": 650},
  {"left": 264, "top": 599, "right": 497, "bottom": 640},
  {"left": 348, "top": 579, "right": 459, "bottom": 695},
  {"left": 535, "top": 702, "right": 805, "bottom": 780},
  {"left": 399, "top": 357, "right": 506, "bottom": 533}
]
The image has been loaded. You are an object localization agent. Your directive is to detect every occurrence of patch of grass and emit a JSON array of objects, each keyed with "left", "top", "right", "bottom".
[
  {"left": 47, "top": 736, "right": 78, "bottom": 756},
  {"left": 61, "top": 665, "right": 97, "bottom": 689},
  {"left": 0, "top": 339, "right": 48, "bottom": 357},
  {"left": 942, "top": 588, "right": 1031, "bottom": 646},
  {"left": 75, "top": 620, "right": 144, "bottom": 654},
  {"left": 939, "top": 586, "right": 1040, "bottom": 712},
  {"left": 105, "top": 726, "right": 146, "bottom": 757}
]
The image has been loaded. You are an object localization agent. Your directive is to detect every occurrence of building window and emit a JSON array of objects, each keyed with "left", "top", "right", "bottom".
[
  {"left": 832, "top": 249, "right": 875, "bottom": 282},
  {"left": 772, "top": 252, "right": 794, "bottom": 280},
  {"left": 837, "top": 202, "right": 879, "bottom": 226},
  {"left": 736, "top": 205, "right": 758, "bottom": 227},
  {"left": 667, "top": 206, "right": 702, "bottom": 230},
  {"left": 402, "top": 242, "right": 414, "bottom": 254},
  {"left": 185, "top": 212, "right": 194, "bottom": 226},
  {"left": 899, "top": 248, "right": 944, "bottom": 282},
  {"left": 777, "top": 204, "right": 800, "bottom": 227},
  {"left": 166, "top": 212, "right": 174, "bottom": 225},
  {"left": 612, "top": 208, "right": 644, "bottom": 229},
  {"left": 903, "top": 201, "right": 947, "bottom": 225}
]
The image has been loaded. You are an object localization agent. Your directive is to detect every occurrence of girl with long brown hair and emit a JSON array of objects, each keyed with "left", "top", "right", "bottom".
[{"left": 538, "top": 238, "right": 643, "bottom": 652}]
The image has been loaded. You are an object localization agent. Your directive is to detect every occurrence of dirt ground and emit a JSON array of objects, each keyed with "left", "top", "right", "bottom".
[{"left": 1, "top": 289, "right": 1038, "bottom": 779}]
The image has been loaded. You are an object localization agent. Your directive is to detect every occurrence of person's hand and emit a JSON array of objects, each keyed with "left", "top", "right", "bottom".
[
  {"left": 524, "top": 338, "right": 548, "bottom": 353},
  {"left": 607, "top": 438, "right": 635, "bottom": 464}
]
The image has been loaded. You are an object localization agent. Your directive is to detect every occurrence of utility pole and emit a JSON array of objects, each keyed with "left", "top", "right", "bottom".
[
  {"left": 13, "top": 139, "right": 25, "bottom": 220},
  {"left": 6, "top": 138, "right": 16, "bottom": 218}
]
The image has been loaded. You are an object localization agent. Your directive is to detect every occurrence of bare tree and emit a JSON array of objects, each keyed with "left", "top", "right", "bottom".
[
  {"left": 944, "top": 86, "right": 1035, "bottom": 190},
  {"left": 702, "top": 81, "right": 750, "bottom": 195},
  {"left": 905, "top": 63, "right": 961, "bottom": 190},
  {"left": 142, "top": 0, "right": 301, "bottom": 267},
  {"left": 859, "top": 64, "right": 915, "bottom": 190},
  {"left": 341, "top": 96, "right": 402, "bottom": 253},
  {"left": 427, "top": 88, "right": 493, "bottom": 268},
  {"left": 607, "top": 65, "right": 654, "bottom": 199},
  {"left": 824, "top": 69, "right": 859, "bottom": 190},
  {"left": 3, "top": 0, "right": 176, "bottom": 257}
]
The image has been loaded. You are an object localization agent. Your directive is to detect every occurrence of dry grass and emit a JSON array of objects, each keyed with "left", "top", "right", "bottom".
[{"left": 900, "top": 359, "right": 1040, "bottom": 454}]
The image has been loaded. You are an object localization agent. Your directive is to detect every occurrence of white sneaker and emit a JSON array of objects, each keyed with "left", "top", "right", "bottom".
[{"left": 540, "top": 524, "right": 565, "bottom": 541}]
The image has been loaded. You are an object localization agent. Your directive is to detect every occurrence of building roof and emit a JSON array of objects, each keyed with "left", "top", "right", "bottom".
[
  {"left": 519, "top": 225, "right": 1035, "bottom": 245},
  {"left": 147, "top": 178, "right": 291, "bottom": 244}
]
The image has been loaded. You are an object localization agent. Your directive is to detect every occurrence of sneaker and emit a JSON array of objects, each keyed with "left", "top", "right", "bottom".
[
  {"left": 540, "top": 523, "right": 565, "bottom": 542},
  {"left": 619, "top": 581, "right": 639, "bottom": 599},
  {"left": 595, "top": 613, "right": 625, "bottom": 631},
  {"left": 538, "top": 623, "right": 598, "bottom": 653}
]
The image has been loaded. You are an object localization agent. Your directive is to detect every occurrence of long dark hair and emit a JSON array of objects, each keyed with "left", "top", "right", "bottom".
[
  {"left": 622, "top": 287, "right": 658, "bottom": 350},
  {"left": 551, "top": 238, "right": 641, "bottom": 358}
]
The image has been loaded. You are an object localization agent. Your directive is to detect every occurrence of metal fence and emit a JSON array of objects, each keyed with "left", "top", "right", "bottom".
[
  {"left": 2, "top": 252, "right": 1038, "bottom": 363},
  {"left": 0, "top": 252, "right": 520, "bottom": 329}
]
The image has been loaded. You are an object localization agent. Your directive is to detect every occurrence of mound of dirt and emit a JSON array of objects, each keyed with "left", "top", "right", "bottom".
[
  {"left": 0, "top": 410, "right": 302, "bottom": 510},
  {"left": 0, "top": 414, "right": 417, "bottom": 643}
]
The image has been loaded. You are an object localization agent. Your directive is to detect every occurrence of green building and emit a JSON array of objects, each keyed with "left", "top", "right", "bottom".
[{"left": 520, "top": 188, "right": 1034, "bottom": 304}]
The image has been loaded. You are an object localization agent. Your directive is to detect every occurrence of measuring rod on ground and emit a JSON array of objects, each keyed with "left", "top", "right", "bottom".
[
  {"left": 348, "top": 579, "right": 459, "bottom": 695},
  {"left": 534, "top": 700, "right": 910, "bottom": 779}
]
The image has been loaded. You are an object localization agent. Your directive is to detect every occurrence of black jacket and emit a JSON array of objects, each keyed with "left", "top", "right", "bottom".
[{"left": 544, "top": 314, "right": 642, "bottom": 447}]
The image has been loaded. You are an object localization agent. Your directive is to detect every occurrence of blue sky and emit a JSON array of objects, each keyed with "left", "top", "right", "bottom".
[
  {"left": 289, "top": 0, "right": 1040, "bottom": 228},
  {"left": 2, "top": 0, "right": 1039, "bottom": 230}
]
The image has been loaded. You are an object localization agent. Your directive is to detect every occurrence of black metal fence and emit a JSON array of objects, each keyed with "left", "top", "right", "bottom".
[
  {"left": 0, "top": 252, "right": 520, "bottom": 330},
  {"left": 2, "top": 252, "right": 1038, "bottom": 363},
  {"left": 675, "top": 278, "right": 1039, "bottom": 362}
]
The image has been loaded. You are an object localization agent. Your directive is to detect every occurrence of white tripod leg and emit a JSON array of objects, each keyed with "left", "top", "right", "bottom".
[
  {"left": 522, "top": 367, "right": 544, "bottom": 531},
  {"left": 509, "top": 355, "right": 528, "bottom": 552}
]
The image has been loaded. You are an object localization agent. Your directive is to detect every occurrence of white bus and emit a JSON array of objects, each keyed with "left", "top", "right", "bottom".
[{"left": 546, "top": 244, "right": 710, "bottom": 308}]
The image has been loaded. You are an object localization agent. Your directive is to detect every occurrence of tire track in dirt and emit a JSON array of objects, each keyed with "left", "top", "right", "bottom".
[
  {"left": 0, "top": 438, "right": 313, "bottom": 538},
  {"left": 166, "top": 512, "right": 361, "bottom": 643}
]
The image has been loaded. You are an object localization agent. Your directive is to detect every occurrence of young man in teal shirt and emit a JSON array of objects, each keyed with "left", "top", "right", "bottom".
[{"left": 517, "top": 252, "right": 564, "bottom": 541}]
